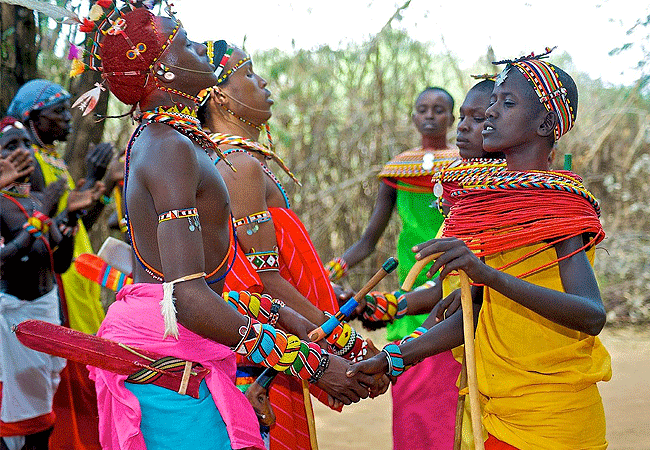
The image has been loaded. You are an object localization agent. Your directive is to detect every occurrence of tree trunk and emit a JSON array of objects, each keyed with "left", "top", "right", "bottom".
[
  {"left": 63, "top": 65, "right": 109, "bottom": 181},
  {"left": 0, "top": 5, "right": 38, "bottom": 116}
]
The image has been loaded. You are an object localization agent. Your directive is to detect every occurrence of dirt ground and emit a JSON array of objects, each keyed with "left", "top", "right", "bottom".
[{"left": 312, "top": 325, "right": 650, "bottom": 450}]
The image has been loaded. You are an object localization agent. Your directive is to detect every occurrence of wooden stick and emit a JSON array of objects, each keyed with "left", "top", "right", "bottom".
[
  {"left": 454, "top": 351, "right": 468, "bottom": 450},
  {"left": 302, "top": 380, "right": 319, "bottom": 450},
  {"left": 459, "top": 270, "right": 484, "bottom": 450},
  {"left": 400, "top": 253, "right": 441, "bottom": 291},
  {"left": 400, "top": 254, "right": 484, "bottom": 450},
  {"left": 309, "top": 257, "right": 398, "bottom": 342}
]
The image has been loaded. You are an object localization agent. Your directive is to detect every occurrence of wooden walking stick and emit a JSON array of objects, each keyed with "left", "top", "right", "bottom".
[
  {"left": 302, "top": 380, "right": 319, "bottom": 450},
  {"left": 309, "top": 257, "right": 398, "bottom": 342},
  {"left": 401, "top": 254, "right": 485, "bottom": 450}
]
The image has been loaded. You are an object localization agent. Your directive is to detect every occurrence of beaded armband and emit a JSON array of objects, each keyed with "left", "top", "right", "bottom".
[
  {"left": 232, "top": 317, "right": 327, "bottom": 383},
  {"left": 325, "top": 257, "right": 348, "bottom": 282},
  {"left": 245, "top": 247, "right": 279, "bottom": 273},
  {"left": 223, "top": 291, "right": 284, "bottom": 326},
  {"left": 399, "top": 326, "right": 427, "bottom": 345},
  {"left": 362, "top": 291, "right": 402, "bottom": 323},
  {"left": 382, "top": 343, "right": 405, "bottom": 378},
  {"left": 326, "top": 320, "right": 368, "bottom": 363},
  {"left": 233, "top": 210, "right": 271, "bottom": 236},
  {"left": 158, "top": 207, "right": 201, "bottom": 232}
]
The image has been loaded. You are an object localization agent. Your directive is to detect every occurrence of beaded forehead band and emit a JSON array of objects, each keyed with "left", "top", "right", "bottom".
[
  {"left": 493, "top": 47, "right": 575, "bottom": 141},
  {"left": 196, "top": 56, "right": 251, "bottom": 105}
]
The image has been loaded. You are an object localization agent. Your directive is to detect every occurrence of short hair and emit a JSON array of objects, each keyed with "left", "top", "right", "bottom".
[
  {"left": 416, "top": 87, "right": 454, "bottom": 112},
  {"left": 469, "top": 79, "right": 495, "bottom": 95}
]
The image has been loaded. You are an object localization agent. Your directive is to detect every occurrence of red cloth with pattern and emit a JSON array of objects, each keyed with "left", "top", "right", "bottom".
[{"left": 225, "top": 207, "right": 340, "bottom": 450}]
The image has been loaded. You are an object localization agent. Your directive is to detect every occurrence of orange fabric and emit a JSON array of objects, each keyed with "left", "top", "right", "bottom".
[
  {"left": 0, "top": 382, "right": 55, "bottom": 437},
  {"left": 49, "top": 361, "right": 101, "bottom": 450},
  {"left": 485, "top": 434, "right": 520, "bottom": 450}
]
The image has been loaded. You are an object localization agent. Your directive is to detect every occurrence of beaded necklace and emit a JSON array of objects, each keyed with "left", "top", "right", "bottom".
[
  {"left": 442, "top": 169, "right": 604, "bottom": 279},
  {"left": 139, "top": 110, "right": 234, "bottom": 171},
  {"left": 123, "top": 121, "right": 237, "bottom": 283},
  {"left": 209, "top": 132, "right": 300, "bottom": 185}
]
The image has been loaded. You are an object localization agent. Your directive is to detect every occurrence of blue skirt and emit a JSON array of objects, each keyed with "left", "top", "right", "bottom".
[{"left": 126, "top": 380, "right": 232, "bottom": 450}]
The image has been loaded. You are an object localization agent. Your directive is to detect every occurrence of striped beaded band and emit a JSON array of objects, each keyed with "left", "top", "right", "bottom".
[
  {"left": 245, "top": 248, "right": 280, "bottom": 273},
  {"left": 382, "top": 343, "right": 405, "bottom": 377},
  {"left": 233, "top": 210, "right": 272, "bottom": 235},
  {"left": 158, "top": 207, "right": 198, "bottom": 223}
]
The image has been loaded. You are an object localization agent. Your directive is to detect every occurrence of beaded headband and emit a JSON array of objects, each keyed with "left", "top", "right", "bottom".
[{"left": 493, "top": 47, "right": 575, "bottom": 141}]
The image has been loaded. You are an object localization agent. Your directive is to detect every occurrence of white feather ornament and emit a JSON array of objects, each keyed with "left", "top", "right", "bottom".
[{"left": 71, "top": 82, "right": 105, "bottom": 116}]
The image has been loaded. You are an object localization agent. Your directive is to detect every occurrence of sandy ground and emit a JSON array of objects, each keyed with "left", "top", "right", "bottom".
[{"left": 312, "top": 325, "right": 650, "bottom": 450}]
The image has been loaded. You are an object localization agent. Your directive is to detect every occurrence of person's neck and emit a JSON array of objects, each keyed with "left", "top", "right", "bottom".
[
  {"left": 139, "top": 91, "right": 198, "bottom": 118},
  {"left": 28, "top": 122, "right": 54, "bottom": 147},
  {"left": 421, "top": 134, "right": 448, "bottom": 150},
  {"left": 206, "top": 111, "right": 261, "bottom": 142},
  {"left": 504, "top": 142, "right": 552, "bottom": 171}
]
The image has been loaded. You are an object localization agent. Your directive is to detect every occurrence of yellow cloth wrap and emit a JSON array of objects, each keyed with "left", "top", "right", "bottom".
[
  {"left": 274, "top": 334, "right": 301, "bottom": 371},
  {"left": 34, "top": 149, "right": 104, "bottom": 334},
  {"left": 476, "top": 243, "right": 611, "bottom": 450}
]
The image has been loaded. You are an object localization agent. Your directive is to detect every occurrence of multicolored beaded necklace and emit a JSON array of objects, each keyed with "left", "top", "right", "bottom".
[
  {"left": 139, "top": 109, "right": 234, "bottom": 171},
  {"left": 442, "top": 169, "right": 604, "bottom": 279},
  {"left": 209, "top": 132, "right": 300, "bottom": 185}
]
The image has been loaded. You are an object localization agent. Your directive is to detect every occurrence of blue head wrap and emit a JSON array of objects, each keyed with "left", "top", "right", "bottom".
[{"left": 7, "top": 79, "right": 71, "bottom": 122}]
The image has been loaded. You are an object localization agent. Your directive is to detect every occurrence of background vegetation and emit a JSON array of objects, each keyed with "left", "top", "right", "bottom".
[{"left": 2, "top": 2, "right": 648, "bottom": 323}]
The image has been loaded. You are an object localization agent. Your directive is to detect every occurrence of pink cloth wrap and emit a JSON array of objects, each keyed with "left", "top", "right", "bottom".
[
  {"left": 87, "top": 283, "right": 264, "bottom": 450},
  {"left": 391, "top": 350, "right": 461, "bottom": 450}
]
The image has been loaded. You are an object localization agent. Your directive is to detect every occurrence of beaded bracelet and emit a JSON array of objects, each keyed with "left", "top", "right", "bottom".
[
  {"left": 399, "top": 326, "right": 427, "bottom": 345},
  {"left": 23, "top": 222, "right": 42, "bottom": 238},
  {"left": 99, "top": 194, "right": 112, "bottom": 205},
  {"left": 224, "top": 291, "right": 280, "bottom": 325},
  {"left": 382, "top": 343, "right": 405, "bottom": 377},
  {"left": 362, "top": 291, "right": 399, "bottom": 323},
  {"left": 268, "top": 299, "right": 284, "bottom": 326},
  {"left": 232, "top": 317, "right": 325, "bottom": 382},
  {"left": 326, "top": 322, "right": 368, "bottom": 362},
  {"left": 325, "top": 257, "right": 348, "bottom": 282},
  {"left": 308, "top": 349, "right": 330, "bottom": 384}
]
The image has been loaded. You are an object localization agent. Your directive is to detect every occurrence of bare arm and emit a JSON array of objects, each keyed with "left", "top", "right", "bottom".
[
  {"left": 341, "top": 180, "right": 396, "bottom": 268},
  {"left": 220, "top": 154, "right": 329, "bottom": 325},
  {"left": 415, "top": 236, "right": 606, "bottom": 336}
]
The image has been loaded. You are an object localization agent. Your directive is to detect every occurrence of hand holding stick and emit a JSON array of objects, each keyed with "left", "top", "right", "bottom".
[
  {"left": 401, "top": 253, "right": 485, "bottom": 450},
  {"left": 309, "top": 257, "right": 398, "bottom": 342}
]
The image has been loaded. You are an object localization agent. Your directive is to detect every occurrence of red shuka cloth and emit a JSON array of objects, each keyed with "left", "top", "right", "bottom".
[{"left": 225, "top": 207, "right": 339, "bottom": 450}]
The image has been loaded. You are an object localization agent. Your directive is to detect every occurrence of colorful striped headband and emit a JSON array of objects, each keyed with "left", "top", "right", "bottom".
[{"left": 493, "top": 48, "right": 574, "bottom": 141}]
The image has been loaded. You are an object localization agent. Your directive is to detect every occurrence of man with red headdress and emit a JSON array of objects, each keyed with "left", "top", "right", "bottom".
[{"left": 63, "top": 2, "right": 378, "bottom": 449}]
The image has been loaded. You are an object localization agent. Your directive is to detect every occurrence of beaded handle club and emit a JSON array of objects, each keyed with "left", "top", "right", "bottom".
[
  {"left": 401, "top": 253, "right": 485, "bottom": 450},
  {"left": 308, "top": 257, "right": 399, "bottom": 342}
]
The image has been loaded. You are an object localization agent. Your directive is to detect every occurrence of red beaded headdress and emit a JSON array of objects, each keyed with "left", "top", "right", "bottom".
[{"left": 63, "top": 0, "right": 181, "bottom": 113}]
